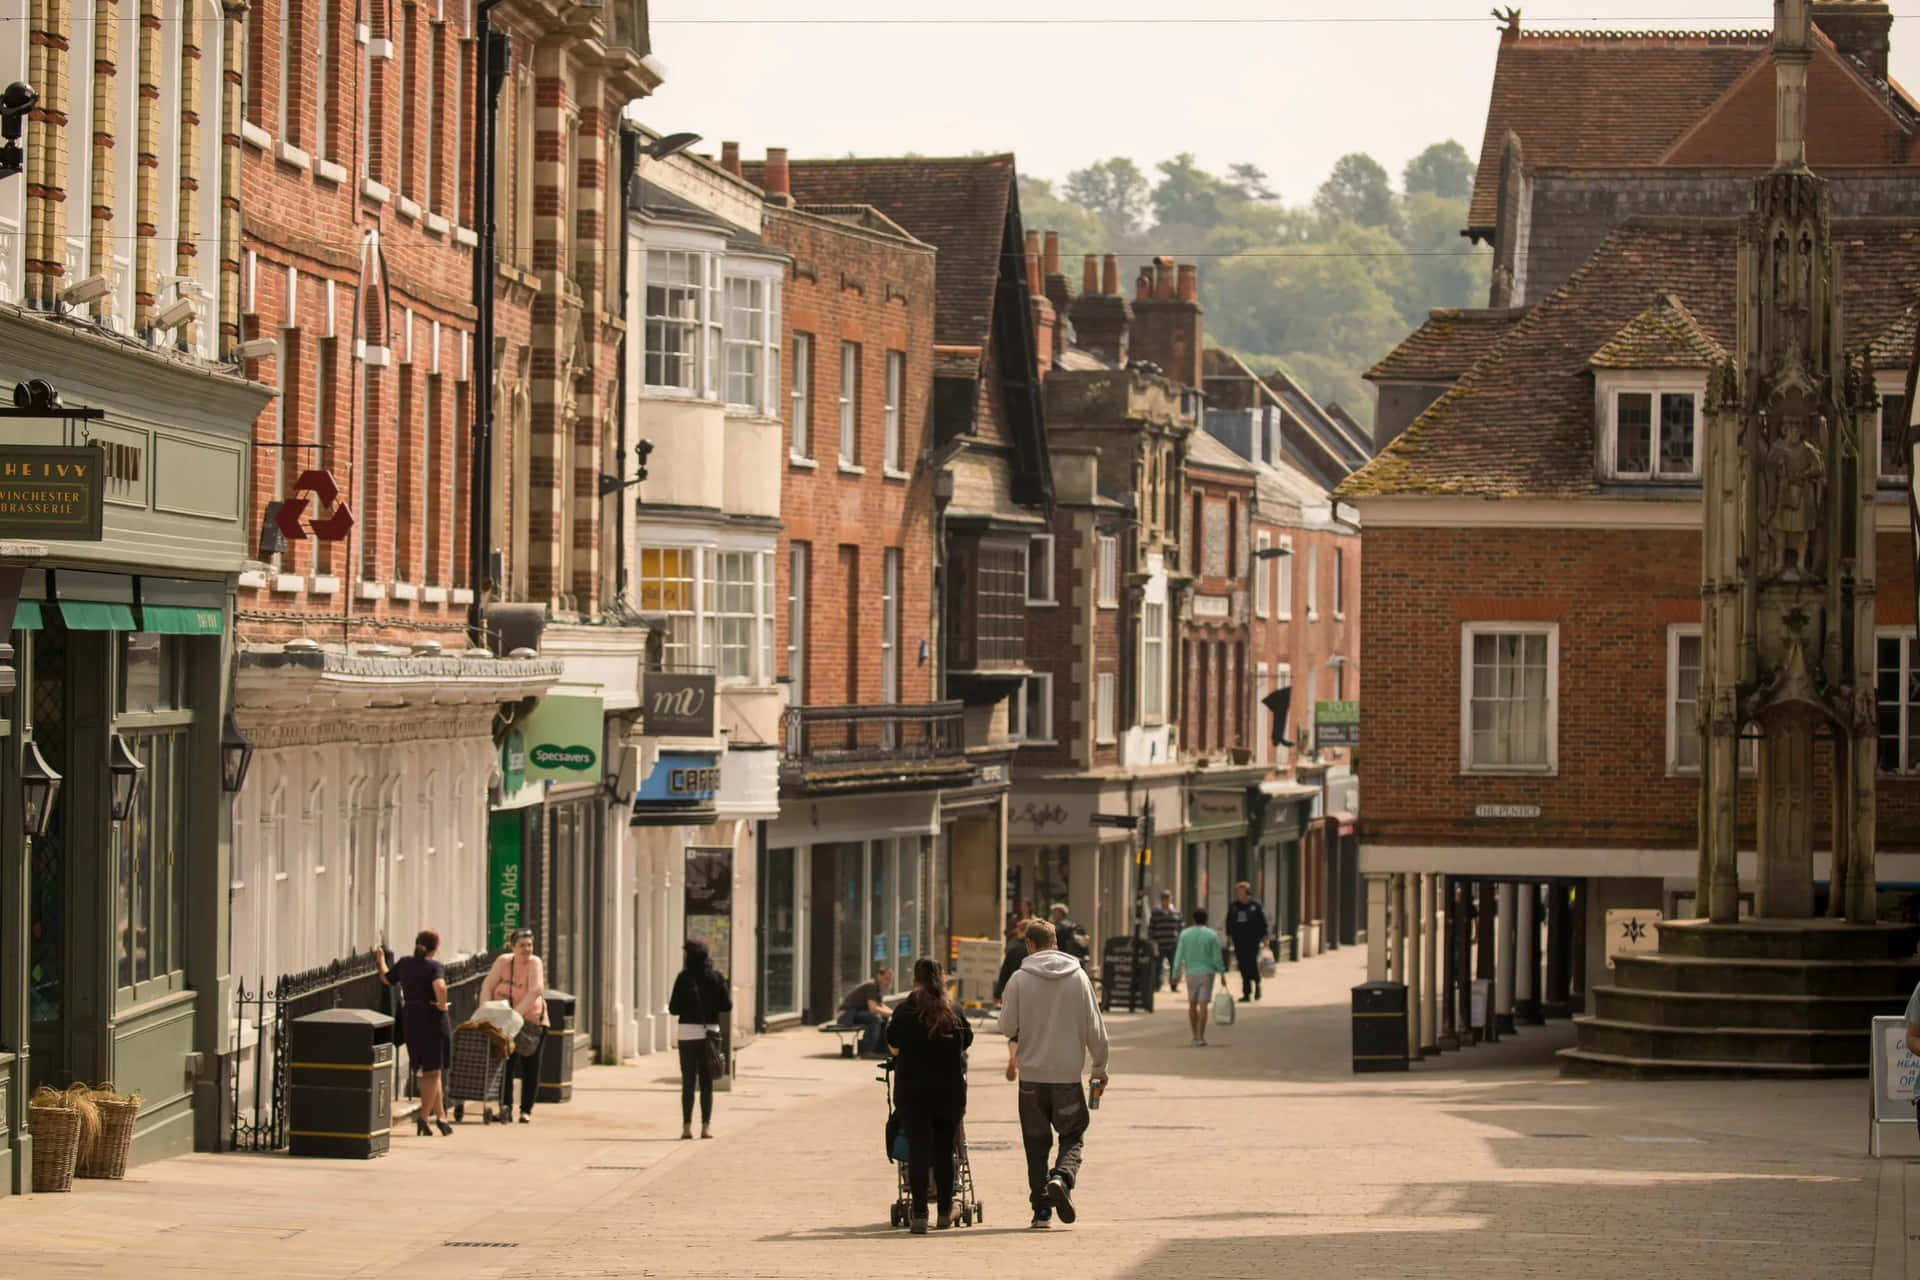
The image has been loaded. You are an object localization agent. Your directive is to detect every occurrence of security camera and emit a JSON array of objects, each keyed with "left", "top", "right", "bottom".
[
  {"left": 0, "top": 82, "right": 34, "bottom": 180},
  {"left": 153, "top": 294, "right": 197, "bottom": 331},
  {"left": 234, "top": 336, "right": 279, "bottom": 360},
  {"left": 61, "top": 273, "right": 110, "bottom": 306}
]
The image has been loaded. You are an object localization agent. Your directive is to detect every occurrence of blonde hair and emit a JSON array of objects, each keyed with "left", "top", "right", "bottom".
[{"left": 1023, "top": 918, "right": 1058, "bottom": 950}]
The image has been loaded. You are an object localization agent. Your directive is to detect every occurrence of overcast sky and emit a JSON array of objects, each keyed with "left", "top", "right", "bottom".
[{"left": 644, "top": 1, "right": 1920, "bottom": 205}]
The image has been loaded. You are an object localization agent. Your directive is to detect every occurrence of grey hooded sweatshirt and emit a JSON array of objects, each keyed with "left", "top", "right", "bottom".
[{"left": 999, "top": 949, "right": 1111, "bottom": 1085}]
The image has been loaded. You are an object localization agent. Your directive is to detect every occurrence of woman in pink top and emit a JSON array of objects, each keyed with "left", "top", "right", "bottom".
[{"left": 483, "top": 929, "right": 548, "bottom": 1123}]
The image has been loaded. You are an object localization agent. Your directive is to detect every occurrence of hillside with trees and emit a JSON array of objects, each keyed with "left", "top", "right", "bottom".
[{"left": 1019, "top": 141, "right": 1491, "bottom": 428}]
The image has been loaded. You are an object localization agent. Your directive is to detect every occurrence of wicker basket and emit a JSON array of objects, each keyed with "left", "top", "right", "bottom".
[
  {"left": 77, "top": 1093, "right": 140, "bottom": 1180},
  {"left": 28, "top": 1104, "right": 81, "bottom": 1193}
]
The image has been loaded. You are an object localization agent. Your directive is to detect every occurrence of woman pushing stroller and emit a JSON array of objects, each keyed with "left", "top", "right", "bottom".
[{"left": 885, "top": 958, "right": 973, "bottom": 1234}]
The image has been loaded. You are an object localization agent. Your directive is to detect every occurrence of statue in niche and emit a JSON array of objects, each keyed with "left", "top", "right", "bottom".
[{"left": 1762, "top": 412, "right": 1826, "bottom": 578}]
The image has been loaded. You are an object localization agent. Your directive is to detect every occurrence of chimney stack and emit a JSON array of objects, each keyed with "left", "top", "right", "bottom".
[
  {"left": 1042, "top": 232, "right": 1060, "bottom": 278},
  {"left": 1027, "top": 235, "right": 1056, "bottom": 382},
  {"left": 1813, "top": 1, "right": 1891, "bottom": 82},
  {"left": 720, "top": 141, "right": 741, "bottom": 176},
  {"left": 1024, "top": 231, "right": 1043, "bottom": 292},
  {"left": 1101, "top": 254, "right": 1120, "bottom": 297},
  {"left": 1082, "top": 254, "right": 1099, "bottom": 295},
  {"left": 1128, "top": 257, "right": 1204, "bottom": 390},
  {"left": 764, "top": 147, "right": 792, "bottom": 205},
  {"left": 1070, "top": 254, "right": 1132, "bottom": 366}
]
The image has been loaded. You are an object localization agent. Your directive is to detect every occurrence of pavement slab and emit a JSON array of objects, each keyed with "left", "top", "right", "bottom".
[{"left": 0, "top": 947, "right": 1899, "bottom": 1279}]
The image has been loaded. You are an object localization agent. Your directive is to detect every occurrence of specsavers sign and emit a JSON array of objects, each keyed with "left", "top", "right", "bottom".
[{"left": 521, "top": 694, "right": 604, "bottom": 782}]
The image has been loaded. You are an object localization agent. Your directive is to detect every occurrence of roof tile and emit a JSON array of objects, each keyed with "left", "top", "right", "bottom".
[
  {"left": 1588, "top": 293, "right": 1728, "bottom": 368},
  {"left": 1366, "top": 307, "right": 1530, "bottom": 383}
]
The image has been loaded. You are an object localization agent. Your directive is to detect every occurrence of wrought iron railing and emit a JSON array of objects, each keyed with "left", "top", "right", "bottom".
[{"left": 781, "top": 701, "right": 966, "bottom": 780}]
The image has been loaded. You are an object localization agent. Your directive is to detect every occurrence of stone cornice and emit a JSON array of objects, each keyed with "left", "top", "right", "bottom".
[
  {"left": 237, "top": 704, "right": 494, "bottom": 750},
  {"left": 236, "top": 645, "right": 562, "bottom": 711}
]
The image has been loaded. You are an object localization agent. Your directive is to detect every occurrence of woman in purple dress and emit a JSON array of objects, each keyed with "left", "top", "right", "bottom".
[{"left": 377, "top": 930, "right": 454, "bottom": 1136}]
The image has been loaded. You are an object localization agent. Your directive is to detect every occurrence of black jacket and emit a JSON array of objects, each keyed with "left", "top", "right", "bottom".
[
  {"left": 885, "top": 996, "right": 974, "bottom": 1104},
  {"left": 669, "top": 966, "right": 733, "bottom": 1026},
  {"left": 993, "top": 939, "right": 1026, "bottom": 1000},
  {"left": 1226, "top": 898, "right": 1270, "bottom": 947}
]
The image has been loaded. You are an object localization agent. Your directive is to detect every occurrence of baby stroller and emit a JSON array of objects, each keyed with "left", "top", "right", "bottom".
[{"left": 880, "top": 1059, "right": 983, "bottom": 1228}]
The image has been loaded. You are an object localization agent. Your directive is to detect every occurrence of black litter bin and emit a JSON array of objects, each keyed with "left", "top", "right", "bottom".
[
  {"left": 289, "top": 1006, "right": 395, "bottom": 1158},
  {"left": 540, "top": 988, "right": 577, "bottom": 1104},
  {"left": 1351, "top": 980, "right": 1409, "bottom": 1074}
]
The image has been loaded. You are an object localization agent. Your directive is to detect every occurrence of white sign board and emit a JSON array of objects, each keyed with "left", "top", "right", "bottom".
[
  {"left": 1603, "top": 908, "right": 1662, "bottom": 970},
  {"left": 1474, "top": 804, "right": 1541, "bottom": 819},
  {"left": 954, "top": 938, "right": 1003, "bottom": 1007},
  {"left": 1869, "top": 1014, "right": 1920, "bottom": 1157}
]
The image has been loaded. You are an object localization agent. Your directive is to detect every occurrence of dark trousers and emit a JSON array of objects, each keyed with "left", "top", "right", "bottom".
[
  {"left": 844, "top": 1009, "right": 887, "bottom": 1055},
  {"left": 903, "top": 1092, "right": 963, "bottom": 1214},
  {"left": 1157, "top": 941, "right": 1177, "bottom": 990},
  {"left": 677, "top": 1041, "right": 714, "bottom": 1125},
  {"left": 500, "top": 1026, "right": 543, "bottom": 1115},
  {"left": 1233, "top": 940, "right": 1262, "bottom": 999},
  {"left": 1018, "top": 1081, "right": 1088, "bottom": 1216}
]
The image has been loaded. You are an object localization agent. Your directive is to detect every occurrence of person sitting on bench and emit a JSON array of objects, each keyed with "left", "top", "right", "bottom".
[{"left": 840, "top": 967, "right": 893, "bottom": 1056}]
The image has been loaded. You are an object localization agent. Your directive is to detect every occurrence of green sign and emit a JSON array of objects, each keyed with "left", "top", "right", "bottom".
[
  {"left": 521, "top": 694, "right": 604, "bottom": 782},
  {"left": 487, "top": 811, "right": 524, "bottom": 949},
  {"left": 1315, "top": 699, "right": 1359, "bottom": 747},
  {"left": 501, "top": 729, "right": 527, "bottom": 794}
]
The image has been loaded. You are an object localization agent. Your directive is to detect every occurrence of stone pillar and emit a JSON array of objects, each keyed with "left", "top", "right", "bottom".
[
  {"left": 1544, "top": 884, "right": 1572, "bottom": 1017},
  {"left": 1494, "top": 882, "right": 1517, "bottom": 1034},
  {"left": 1404, "top": 875, "right": 1423, "bottom": 1060},
  {"left": 1518, "top": 883, "right": 1544, "bottom": 1025},
  {"left": 1365, "top": 874, "right": 1389, "bottom": 981},
  {"left": 1438, "top": 877, "right": 1460, "bottom": 1051},
  {"left": 1421, "top": 873, "right": 1440, "bottom": 1055},
  {"left": 1475, "top": 880, "right": 1497, "bottom": 1041},
  {"left": 1569, "top": 880, "right": 1588, "bottom": 1010},
  {"left": 1389, "top": 876, "right": 1406, "bottom": 986},
  {"left": 1755, "top": 715, "right": 1817, "bottom": 918},
  {"left": 1456, "top": 882, "right": 1476, "bottom": 1044}
]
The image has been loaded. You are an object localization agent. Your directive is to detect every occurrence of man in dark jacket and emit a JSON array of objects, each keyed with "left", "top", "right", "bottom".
[
  {"left": 1225, "top": 881, "right": 1270, "bottom": 1002},
  {"left": 1049, "top": 903, "right": 1090, "bottom": 962},
  {"left": 993, "top": 918, "right": 1029, "bottom": 1002},
  {"left": 1148, "top": 891, "right": 1183, "bottom": 991}
]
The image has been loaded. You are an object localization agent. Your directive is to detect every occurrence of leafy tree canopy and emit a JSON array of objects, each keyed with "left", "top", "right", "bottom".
[{"left": 1403, "top": 140, "right": 1475, "bottom": 200}]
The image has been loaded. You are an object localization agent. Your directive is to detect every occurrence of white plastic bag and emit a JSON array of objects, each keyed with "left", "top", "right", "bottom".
[
  {"left": 1258, "top": 944, "right": 1277, "bottom": 979},
  {"left": 1212, "top": 988, "right": 1236, "bottom": 1026},
  {"left": 469, "top": 998, "right": 525, "bottom": 1040}
]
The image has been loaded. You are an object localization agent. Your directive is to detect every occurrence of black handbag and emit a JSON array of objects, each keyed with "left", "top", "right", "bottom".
[{"left": 703, "top": 1029, "right": 724, "bottom": 1076}]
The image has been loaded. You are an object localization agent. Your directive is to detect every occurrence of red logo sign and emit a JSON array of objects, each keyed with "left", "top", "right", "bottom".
[{"left": 275, "top": 469, "right": 356, "bottom": 541}]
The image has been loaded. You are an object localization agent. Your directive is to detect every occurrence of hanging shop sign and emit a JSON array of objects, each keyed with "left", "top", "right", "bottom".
[
  {"left": 274, "top": 469, "right": 356, "bottom": 541},
  {"left": 631, "top": 751, "right": 721, "bottom": 824},
  {"left": 0, "top": 445, "right": 104, "bottom": 541},
  {"left": 487, "top": 812, "right": 525, "bottom": 950},
  {"left": 644, "top": 671, "right": 716, "bottom": 738},
  {"left": 500, "top": 729, "right": 527, "bottom": 795},
  {"left": 1315, "top": 699, "right": 1359, "bottom": 747},
  {"left": 522, "top": 693, "right": 604, "bottom": 782}
]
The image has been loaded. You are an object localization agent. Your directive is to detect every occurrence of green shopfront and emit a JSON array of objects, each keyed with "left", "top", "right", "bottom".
[
  {"left": 1181, "top": 772, "right": 1317, "bottom": 962},
  {"left": 0, "top": 319, "right": 271, "bottom": 1189}
]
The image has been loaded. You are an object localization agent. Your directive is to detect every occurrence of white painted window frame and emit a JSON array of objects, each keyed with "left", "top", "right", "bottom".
[
  {"left": 1097, "top": 535, "right": 1118, "bottom": 608},
  {"left": 1667, "top": 623, "right": 1757, "bottom": 776},
  {"left": 883, "top": 349, "right": 905, "bottom": 474},
  {"left": 1276, "top": 535, "right": 1293, "bottom": 621},
  {"left": 1026, "top": 534, "right": 1055, "bottom": 606},
  {"left": 1253, "top": 531, "right": 1270, "bottom": 617},
  {"left": 1142, "top": 601, "right": 1166, "bottom": 723},
  {"left": 1095, "top": 671, "right": 1116, "bottom": 744},
  {"left": 790, "top": 332, "right": 813, "bottom": 461},
  {"left": 1459, "top": 621, "right": 1560, "bottom": 775},
  {"left": 1596, "top": 372, "right": 1705, "bottom": 482}
]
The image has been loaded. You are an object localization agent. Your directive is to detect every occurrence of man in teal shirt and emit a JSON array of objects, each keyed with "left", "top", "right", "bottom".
[{"left": 1170, "top": 908, "right": 1228, "bottom": 1046}]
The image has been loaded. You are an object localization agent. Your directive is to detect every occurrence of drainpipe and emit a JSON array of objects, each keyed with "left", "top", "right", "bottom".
[
  {"left": 614, "top": 126, "right": 638, "bottom": 603},
  {"left": 469, "top": 3, "right": 510, "bottom": 648}
]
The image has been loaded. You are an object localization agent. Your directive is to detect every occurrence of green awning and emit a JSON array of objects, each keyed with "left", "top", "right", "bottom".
[
  {"left": 139, "top": 604, "right": 224, "bottom": 635},
  {"left": 13, "top": 600, "right": 41, "bottom": 631},
  {"left": 59, "top": 600, "right": 137, "bottom": 631}
]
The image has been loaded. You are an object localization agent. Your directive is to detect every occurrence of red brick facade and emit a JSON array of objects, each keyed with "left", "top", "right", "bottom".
[
  {"left": 1247, "top": 518, "right": 1360, "bottom": 762},
  {"left": 1182, "top": 462, "right": 1254, "bottom": 760}
]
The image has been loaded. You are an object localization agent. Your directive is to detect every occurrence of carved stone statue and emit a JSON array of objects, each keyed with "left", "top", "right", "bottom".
[{"left": 1763, "top": 413, "right": 1825, "bottom": 576}]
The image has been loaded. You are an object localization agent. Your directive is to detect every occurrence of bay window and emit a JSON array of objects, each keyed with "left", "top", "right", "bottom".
[
  {"left": 644, "top": 250, "right": 705, "bottom": 392},
  {"left": 637, "top": 544, "right": 777, "bottom": 682},
  {"left": 725, "top": 275, "right": 780, "bottom": 413},
  {"left": 643, "top": 247, "right": 781, "bottom": 408}
]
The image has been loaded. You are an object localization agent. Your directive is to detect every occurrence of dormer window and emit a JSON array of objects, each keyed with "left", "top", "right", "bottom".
[{"left": 1603, "top": 386, "right": 1700, "bottom": 481}]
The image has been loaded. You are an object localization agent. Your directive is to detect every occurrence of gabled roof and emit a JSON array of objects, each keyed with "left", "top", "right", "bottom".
[
  {"left": 1468, "top": 23, "right": 1920, "bottom": 234},
  {"left": 1264, "top": 368, "right": 1373, "bottom": 469},
  {"left": 1337, "top": 216, "right": 1920, "bottom": 500},
  {"left": 1588, "top": 293, "right": 1727, "bottom": 368},
  {"left": 741, "top": 155, "right": 1018, "bottom": 350},
  {"left": 1366, "top": 307, "right": 1530, "bottom": 383},
  {"left": 1187, "top": 427, "right": 1258, "bottom": 477}
]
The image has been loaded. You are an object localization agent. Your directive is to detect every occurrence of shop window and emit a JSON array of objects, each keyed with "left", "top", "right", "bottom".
[
  {"left": 122, "top": 634, "right": 186, "bottom": 713},
  {"left": 118, "top": 726, "right": 190, "bottom": 998},
  {"left": 762, "top": 847, "right": 798, "bottom": 1018}
]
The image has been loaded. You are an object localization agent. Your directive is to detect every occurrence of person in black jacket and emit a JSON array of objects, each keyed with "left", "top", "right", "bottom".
[
  {"left": 1226, "top": 882, "right": 1271, "bottom": 1002},
  {"left": 668, "top": 938, "right": 733, "bottom": 1140},
  {"left": 886, "top": 958, "right": 975, "bottom": 1233},
  {"left": 993, "top": 917, "right": 1029, "bottom": 1003}
]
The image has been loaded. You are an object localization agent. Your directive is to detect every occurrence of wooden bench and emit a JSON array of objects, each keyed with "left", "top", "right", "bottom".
[{"left": 819, "top": 1022, "right": 867, "bottom": 1058}]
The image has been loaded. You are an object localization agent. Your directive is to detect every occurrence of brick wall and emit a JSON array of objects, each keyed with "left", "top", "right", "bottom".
[
  {"left": 1248, "top": 517, "right": 1360, "bottom": 768},
  {"left": 1183, "top": 464, "right": 1255, "bottom": 758},
  {"left": 1359, "top": 524, "right": 1920, "bottom": 850},
  {"left": 767, "top": 206, "right": 937, "bottom": 710}
]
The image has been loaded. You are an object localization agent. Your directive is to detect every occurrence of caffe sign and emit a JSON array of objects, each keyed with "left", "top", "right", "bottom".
[{"left": 0, "top": 446, "right": 104, "bottom": 541}]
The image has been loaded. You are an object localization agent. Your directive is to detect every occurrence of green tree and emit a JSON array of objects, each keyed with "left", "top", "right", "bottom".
[
  {"left": 1016, "top": 175, "right": 1106, "bottom": 264},
  {"left": 1312, "top": 152, "right": 1396, "bottom": 231},
  {"left": 1226, "top": 163, "right": 1277, "bottom": 203},
  {"left": 1151, "top": 153, "right": 1232, "bottom": 229},
  {"left": 1063, "top": 157, "right": 1149, "bottom": 235},
  {"left": 1402, "top": 139, "right": 1475, "bottom": 200}
]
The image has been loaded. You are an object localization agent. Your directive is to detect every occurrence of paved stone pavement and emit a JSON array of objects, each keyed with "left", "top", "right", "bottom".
[{"left": 6, "top": 947, "right": 1909, "bottom": 1279}]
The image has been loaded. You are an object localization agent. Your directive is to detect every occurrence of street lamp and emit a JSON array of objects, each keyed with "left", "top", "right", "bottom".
[
  {"left": 107, "top": 732, "right": 144, "bottom": 821},
  {"left": 220, "top": 710, "right": 255, "bottom": 793},
  {"left": 20, "top": 739, "right": 60, "bottom": 836},
  {"left": 1255, "top": 545, "right": 1293, "bottom": 560},
  {"left": 0, "top": 82, "right": 37, "bottom": 183},
  {"left": 643, "top": 131, "right": 701, "bottom": 161}
]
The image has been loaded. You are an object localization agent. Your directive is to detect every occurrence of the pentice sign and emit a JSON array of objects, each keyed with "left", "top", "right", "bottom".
[{"left": 645, "top": 671, "right": 715, "bottom": 738}]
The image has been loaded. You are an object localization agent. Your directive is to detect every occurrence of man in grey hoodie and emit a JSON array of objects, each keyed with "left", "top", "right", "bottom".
[{"left": 998, "top": 917, "right": 1111, "bottom": 1228}]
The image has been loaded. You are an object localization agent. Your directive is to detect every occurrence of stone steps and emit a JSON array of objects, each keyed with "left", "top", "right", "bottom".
[
  {"left": 1556, "top": 1045, "right": 1867, "bottom": 1080},
  {"left": 1609, "top": 953, "right": 1920, "bottom": 997},
  {"left": 1655, "top": 918, "right": 1920, "bottom": 962},
  {"left": 1592, "top": 984, "right": 1905, "bottom": 1030},
  {"left": 1571, "top": 1014, "right": 1868, "bottom": 1066}
]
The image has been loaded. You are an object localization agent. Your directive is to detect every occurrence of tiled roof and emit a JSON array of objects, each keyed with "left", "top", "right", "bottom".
[
  {"left": 1469, "top": 30, "right": 1769, "bottom": 231},
  {"left": 1187, "top": 427, "right": 1258, "bottom": 476},
  {"left": 1588, "top": 293, "right": 1727, "bottom": 367},
  {"left": 1336, "top": 216, "right": 1920, "bottom": 500},
  {"left": 1366, "top": 307, "right": 1530, "bottom": 383},
  {"left": 742, "top": 155, "right": 1017, "bottom": 350}
]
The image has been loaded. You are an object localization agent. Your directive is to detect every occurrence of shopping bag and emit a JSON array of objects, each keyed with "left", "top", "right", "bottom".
[
  {"left": 1212, "top": 988, "right": 1236, "bottom": 1026},
  {"left": 469, "top": 999, "right": 525, "bottom": 1041},
  {"left": 1257, "top": 944, "right": 1277, "bottom": 979}
]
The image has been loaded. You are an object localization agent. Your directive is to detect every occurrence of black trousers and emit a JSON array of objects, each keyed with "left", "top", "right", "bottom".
[
  {"left": 678, "top": 1041, "right": 714, "bottom": 1125},
  {"left": 1157, "top": 941, "right": 1178, "bottom": 990},
  {"left": 1018, "top": 1081, "right": 1088, "bottom": 1214},
  {"left": 902, "top": 1090, "right": 963, "bottom": 1214},
  {"left": 501, "top": 1026, "right": 543, "bottom": 1115},
  {"left": 1233, "top": 940, "right": 1262, "bottom": 998}
]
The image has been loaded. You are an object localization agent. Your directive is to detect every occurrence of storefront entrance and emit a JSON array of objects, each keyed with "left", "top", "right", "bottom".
[{"left": 803, "top": 837, "right": 925, "bottom": 1022}]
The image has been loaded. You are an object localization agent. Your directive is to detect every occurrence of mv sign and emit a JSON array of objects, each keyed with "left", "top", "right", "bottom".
[{"left": 645, "top": 671, "right": 716, "bottom": 739}]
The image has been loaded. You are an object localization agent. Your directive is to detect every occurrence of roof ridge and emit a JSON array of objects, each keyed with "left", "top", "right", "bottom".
[
  {"left": 780, "top": 153, "right": 1015, "bottom": 166},
  {"left": 1513, "top": 27, "right": 1766, "bottom": 43}
]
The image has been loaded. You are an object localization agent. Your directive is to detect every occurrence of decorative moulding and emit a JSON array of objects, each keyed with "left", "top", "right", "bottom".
[
  {"left": 240, "top": 121, "right": 271, "bottom": 151},
  {"left": 316, "top": 158, "right": 347, "bottom": 185},
  {"left": 356, "top": 581, "right": 386, "bottom": 600},
  {"left": 423, "top": 585, "right": 448, "bottom": 603},
  {"left": 391, "top": 581, "right": 418, "bottom": 601},
  {"left": 273, "top": 573, "right": 304, "bottom": 594},
  {"left": 275, "top": 140, "right": 312, "bottom": 171},
  {"left": 310, "top": 574, "right": 341, "bottom": 595}
]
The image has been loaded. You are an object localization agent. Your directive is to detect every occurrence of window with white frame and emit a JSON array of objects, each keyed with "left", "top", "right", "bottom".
[
  {"left": 1253, "top": 532, "right": 1270, "bottom": 616},
  {"left": 1878, "top": 631, "right": 1920, "bottom": 773},
  {"left": 644, "top": 249, "right": 709, "bottom": 393},
  {"left": 1669, "top": 626, "right": 1757, "bottom": 774},
  {"left": 1012, "top": 672, "right": 1053, "bottom": 742},
  {"left": 1254, "top": 662, "right": 1270, "bottom": 763},
  {"left": 1142, "top": 602, "right": 1166, "bottom": 721},
  {"left": 277, "top": 0, "right": 295, "bottom": 142},
  {"left": 1461, "top": 623, "right": 1558, "bottom": 772},
  {"left": 787, "top": 542, "right": 808, "bottom": 703},
  {"left": 1605, "top": 387, "right": 1699, "bottom": 480},
  {"left": 1334, "top": 545, "right": 1346, "bottom": 617},
  {"left": 881, "top": 548, "right": 900, "bottom": 706},
  {"left": 1027, "top": 534, "right": 1055, "bottom": 605},
  {"left": 1306, "top": 546, "right": 1320, "bottom": 620},
  {"left": 790, "top": 333, "right": 813, "bottom": 460},
  {"left": 709, "top": 550, "right": 763, "bottom": 682},
  {"left": 839, "top": 341, "right": 860, "bottom": 464},
  {"left": 637, "top": 546, "right": 699, "bottom": 667},
  {"left": 1095, "top": 671, "right": 1116, "bottom": 743},
  {"left": 639, "top": 547, "right": 775, "bottom": 683},
  {"left": 884, "top": 350, "right": 905, "bottom": 471},
  {"left": 724, "top": 275, "right": 777, "bottom": 412},
  {"left": 760, "top": 549, "right": 775, "bottom": 686},
  {"left": 0, "top": 0, "right": 20, "bottom": 303},
  {"left": 1276, "top": 539, "right": 1293, "bottom": 620},
  {"left": 1097, "top": 535, "right": 1118, "bottom": 608},
  {"left": 1879, "top": 389, "right": 1910, "bottom": 486}
]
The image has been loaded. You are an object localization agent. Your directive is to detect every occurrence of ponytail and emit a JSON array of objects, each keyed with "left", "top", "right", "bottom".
[{"left": 413, "top": 929, "right": 439, "bottom": 959}]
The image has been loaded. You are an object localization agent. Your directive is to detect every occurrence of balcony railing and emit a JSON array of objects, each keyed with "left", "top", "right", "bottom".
[{"left": 780, "top": 700, "right": 971, "bottom": 793}]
